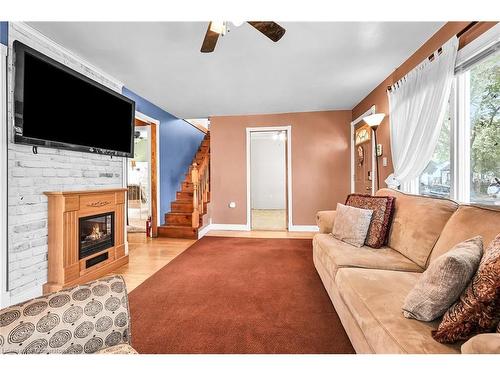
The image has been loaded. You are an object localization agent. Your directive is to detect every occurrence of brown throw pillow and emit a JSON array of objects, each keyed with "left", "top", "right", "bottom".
[
  {"left": 432, "top": 233, "right": 500, "bottom": 344},
  {"left": 402, "top": 236, "right": 483, "bottom": 322},
  {"left": 345, "top": 194, "right": 395, "bottom": 248}
]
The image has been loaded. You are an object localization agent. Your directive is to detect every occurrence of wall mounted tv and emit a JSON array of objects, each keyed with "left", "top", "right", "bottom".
[{"left": 13, "top": 41, "right": 135, "bottom": 157}]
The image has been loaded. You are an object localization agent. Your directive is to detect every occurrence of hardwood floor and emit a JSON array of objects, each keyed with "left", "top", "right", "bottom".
[
  {"left": 114, "top": 233, "right": 196, "bottom": 292},
  {"left": 251, "top": 209, "right": 287, "bottom": 230},
  {"left": 115, "top": 230, "right": 315, "bottom": 292}
]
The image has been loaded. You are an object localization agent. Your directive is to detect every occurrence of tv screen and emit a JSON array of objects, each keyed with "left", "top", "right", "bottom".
[{"left": 13, "top": 41, "right": 135, "bottom": 157}]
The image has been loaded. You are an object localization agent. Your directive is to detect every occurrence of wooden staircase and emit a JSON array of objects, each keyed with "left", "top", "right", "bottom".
[{"left": 158, "top": 132, "right": 210, "bottom": 239}]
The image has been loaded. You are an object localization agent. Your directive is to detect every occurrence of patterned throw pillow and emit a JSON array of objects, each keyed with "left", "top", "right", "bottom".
[
  {"left": 0, "top": 275, "right": 131, "bottom": 354},
  {"left": 332, "top": 203, "right": 373, "bottom": 248},
  {"left": 432, "top": 233, "right": 500, "bottom": 344},
  {"left": 345, "top": 194, "right": 395, "bottom": 248}
]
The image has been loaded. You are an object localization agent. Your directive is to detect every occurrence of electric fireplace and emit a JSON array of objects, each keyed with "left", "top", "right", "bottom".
[{"left": 79, "top": 212, "right": 114, "bottom": 259}]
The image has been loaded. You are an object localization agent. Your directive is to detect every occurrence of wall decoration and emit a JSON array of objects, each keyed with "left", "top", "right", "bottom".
[
  {"left": 357, "top": 145, "right": 364, "bottom": 167},
  {"left": 355, "top": 124, "right": 371, "bottom": 145}
]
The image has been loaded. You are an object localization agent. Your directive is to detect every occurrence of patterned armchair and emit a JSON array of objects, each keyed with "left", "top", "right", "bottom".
[{"left": 0, "top": 275, "right": 137, "bottom": 354}]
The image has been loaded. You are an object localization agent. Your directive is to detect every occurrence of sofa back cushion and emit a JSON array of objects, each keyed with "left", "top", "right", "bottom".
[
  {"left": 376, "top": 189, "right": 458, "bottom": 268},
  {"left": 428, "top": 205, "right": 500, "bottom": 266}
]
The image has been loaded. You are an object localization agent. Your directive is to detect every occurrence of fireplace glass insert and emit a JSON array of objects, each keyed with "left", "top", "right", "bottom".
[{"left": 79, "top": 212, "right": 114, "bottom": 259}]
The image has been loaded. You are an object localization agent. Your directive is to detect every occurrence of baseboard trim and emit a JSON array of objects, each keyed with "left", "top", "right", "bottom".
[
  {"left": 197, "top": 224, "right": 212, "bottom": 239},
  {"left": 208, "top": 224, "right": 251, "bottom": 231},
  {"left": 288, "top": 225, "right": 319, "bottom": 232},
  {"left": 7, "top": 283, "right": 43, "bottom": 307},
  {"left": 201, "top": 223, "right": 318, "bottom": 234}
]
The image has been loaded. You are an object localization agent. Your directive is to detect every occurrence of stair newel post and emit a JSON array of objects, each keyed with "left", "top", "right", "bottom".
[{"left": 191, "top": 162, "right": 200, "bottom": 229}]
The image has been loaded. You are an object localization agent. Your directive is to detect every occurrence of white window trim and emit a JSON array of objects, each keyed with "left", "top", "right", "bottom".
[
  {"left": 454, "top": 72, "right": 471, "bottom": 203},
  {"left": 410, "top": 25, "right": 499, "bottom": 204},
  {"left": 456, "top": 23, "right": 500, "bottom": 70},
  {"left": 0, "top": 44, "right": 8, "bottom": 308}
]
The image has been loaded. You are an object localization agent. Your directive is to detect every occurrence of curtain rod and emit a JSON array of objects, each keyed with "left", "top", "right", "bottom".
[{"left": 387, "top": 22, "right": 478, "bottom": 92}]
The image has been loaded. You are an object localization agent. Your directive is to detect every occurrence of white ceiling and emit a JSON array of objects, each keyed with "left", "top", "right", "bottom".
[{"left": 28, "top": 22, "right": 444, "bottom": 118}]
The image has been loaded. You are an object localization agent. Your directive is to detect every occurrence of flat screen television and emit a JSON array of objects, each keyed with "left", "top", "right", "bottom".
[{"left": 13, "top": 41, "right": 135, "bottom": 157}]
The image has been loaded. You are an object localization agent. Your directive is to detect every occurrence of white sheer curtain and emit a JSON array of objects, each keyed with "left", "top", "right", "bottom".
[{"left": 385, "top": 36, "right": 458, "bottom": 189}]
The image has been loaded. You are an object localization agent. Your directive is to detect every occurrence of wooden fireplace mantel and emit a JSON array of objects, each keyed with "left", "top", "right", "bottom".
[{"left": 43, "top": 188, "right": 129, "bottom": 293}]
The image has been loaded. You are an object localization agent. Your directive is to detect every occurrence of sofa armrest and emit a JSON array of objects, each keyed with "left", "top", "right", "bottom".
[
  {"left": 316, "top": 210, "right": 337, "bottom": 234},
  {"left": 0, "top": 275, "right": 131, "bottom": 354},
  {"left": 461, "top": 333, "right": 500, "bottom": 354}
]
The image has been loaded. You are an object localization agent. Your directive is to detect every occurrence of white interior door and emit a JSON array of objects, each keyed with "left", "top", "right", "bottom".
[{"left": 250, "top": 131, "right": 287, "bottom": 230}]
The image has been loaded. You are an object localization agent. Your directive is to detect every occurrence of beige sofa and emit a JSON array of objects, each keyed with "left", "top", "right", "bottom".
[{"left": 313, "top": 188, "right": 500, "bottom": 354}]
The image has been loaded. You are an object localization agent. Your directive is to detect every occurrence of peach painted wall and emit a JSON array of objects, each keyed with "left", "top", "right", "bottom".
[
  {"left": 210, "top": 110, "right": 352, "bottom": 226},
  {"left": 352, "top": 22, "right": 497, "bottom": 187}
]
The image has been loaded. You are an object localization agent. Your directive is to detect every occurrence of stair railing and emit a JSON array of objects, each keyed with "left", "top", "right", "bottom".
[{"left": 191, "top": 142, "right": 210, "bottom": 229}]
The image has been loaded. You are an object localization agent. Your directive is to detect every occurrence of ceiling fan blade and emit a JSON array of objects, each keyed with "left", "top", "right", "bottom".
[
  {"left": 247, "top": 22, "right": 286, "bottom": 42},
  {"left": 200, "top": 22, "right": 220, "bottom": 53}
]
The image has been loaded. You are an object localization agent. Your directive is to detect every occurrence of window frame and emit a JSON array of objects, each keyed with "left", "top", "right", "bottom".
[{"left": 406, "top": 24, "right": 500, "bottom": 206}]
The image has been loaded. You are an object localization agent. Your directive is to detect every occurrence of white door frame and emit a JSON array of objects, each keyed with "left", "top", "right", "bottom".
[
  {"left": 0, "top": 44, "right": 9, "bottom": 307},
  {"left": 350, "top": 105, "right": 376, "bottom": 195},
  {"left": 246, "top": 126, "right": 292, "bottom": 231},
  {"left": 121, "top": 111, "right": 160, "bottom": 244}
]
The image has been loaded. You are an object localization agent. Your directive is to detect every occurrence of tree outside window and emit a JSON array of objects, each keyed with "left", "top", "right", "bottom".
[
  {"left": 469, "top": 51, "right": 500, "bottom": 205},
  {"left": 419, "top": 102, "right": 452, "bottom": 198}
]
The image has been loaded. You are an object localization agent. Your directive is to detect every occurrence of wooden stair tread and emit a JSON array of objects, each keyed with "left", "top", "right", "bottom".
[{"left": 158, "top": 133, "right": 210, "bottom": 239}]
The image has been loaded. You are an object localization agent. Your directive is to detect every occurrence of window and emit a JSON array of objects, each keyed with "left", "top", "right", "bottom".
[
  {"left": 411, "top": 31, "right": 500, "bottom": 207},
  {"left": 419, "top": 101, "right": 452, "bottom": 198},
  {"left": 467, "top": 51, "right": 500, "bottom": 205}
]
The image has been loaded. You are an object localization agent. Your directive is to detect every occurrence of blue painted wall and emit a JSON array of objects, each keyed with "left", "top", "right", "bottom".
[
  {"left": 122, "top": 87, "right": 205, "bottom": 223},
  {"left": 0, "top": 22, "right": 8, "bottom": 46}
]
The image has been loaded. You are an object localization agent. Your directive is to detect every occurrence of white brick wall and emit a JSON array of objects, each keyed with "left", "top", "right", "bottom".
[{"left": 6, "top": 23, "right": 126, "bottom": 302}]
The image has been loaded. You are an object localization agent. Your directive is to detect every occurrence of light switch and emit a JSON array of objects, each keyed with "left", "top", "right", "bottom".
[
  {"left": 382, "top": 157, "right": 388, "bottom": 167},
  {"left": 228, "top": 202, "right": 236, "bottom": 208}
]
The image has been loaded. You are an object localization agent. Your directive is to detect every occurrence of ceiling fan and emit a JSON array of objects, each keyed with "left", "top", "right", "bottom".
[{"left": 200, "top": 21, "right": 286, "bottom": 53}]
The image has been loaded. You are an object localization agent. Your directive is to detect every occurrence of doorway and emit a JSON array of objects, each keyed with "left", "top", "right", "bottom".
[
  {"left": 127, "top": 116, "right": 158, "bottom": 237},
  {"left": 247, "top": 128, "right": 290, "bottom": 231},
  {"left": 351, "top": 106, "right": 376, "bottom": 195},
  {"left": 354, "top": 123, "right": 373, "bottom": 194}
]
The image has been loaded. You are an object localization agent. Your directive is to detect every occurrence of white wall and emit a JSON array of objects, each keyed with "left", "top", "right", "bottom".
[
  {"left": 250, "top": 132, "right": 286, "bottom": 210},
  {"left": 4, "top": 23, "right": 126, "bottom": 306}
]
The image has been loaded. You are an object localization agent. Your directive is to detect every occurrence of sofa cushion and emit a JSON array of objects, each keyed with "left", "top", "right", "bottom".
[
  {"left": 335, "top": 268, "right": 460, "bottom": 353},
  {"left": 313, "top": 234, "right": 423, "bottom": 281},
  {"left": 402, "top": 236, "right": 483, "bottom": 322},
  {"left": 345, "top": 193, "right": 395, "bottom": 248},
  {"left": 428, "top": 205, "right": 500, "bottom": 266},
  {"left": 375, "top": 188, "right": 458, "bottom": 269},
  {"left": 461, "top": 333, "right": 500, "bottom": 354}
]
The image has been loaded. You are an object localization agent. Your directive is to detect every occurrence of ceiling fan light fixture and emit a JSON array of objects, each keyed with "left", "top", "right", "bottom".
[
  {"left": 209, "top": 21, "right": 226, "bottom": 35},
  {"left": 231, "top": 20, "right": 245, "bottom": 27}
]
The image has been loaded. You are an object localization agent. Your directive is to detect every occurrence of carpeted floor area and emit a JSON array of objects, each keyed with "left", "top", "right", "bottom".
[{"left": 128, "top": 236, "right": 354, "bottom": 354}]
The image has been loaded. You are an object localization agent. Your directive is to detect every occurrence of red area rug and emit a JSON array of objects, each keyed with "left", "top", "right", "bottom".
[{"left": 128, "top": 236, "right": 354, "bottom": 354}]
